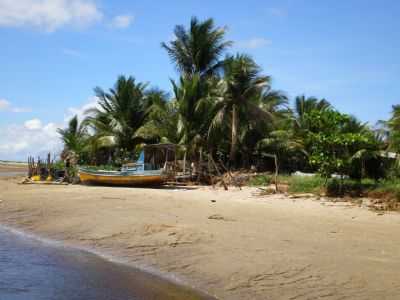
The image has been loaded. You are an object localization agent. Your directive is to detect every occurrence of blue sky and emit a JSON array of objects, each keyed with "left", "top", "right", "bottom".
[{"left": 0, "top": 0, "right": 399, "bottom": 160}]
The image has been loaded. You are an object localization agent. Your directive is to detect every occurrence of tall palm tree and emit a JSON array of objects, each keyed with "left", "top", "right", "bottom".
[
  {"left": 384, "top": 105, "right": 400, "bottom": 152},
  {"left": 171, "top": 74, "right": 215, "bottom": 153},
  {"left": 293, "top": 95, "right": 332, "bottom": 134},
  {"left": 136, "top": 92, "right": 180, "bottom": 144},
  {"left": 84, "top": 76, "right": 163, "bottom": 156},
  {"left": 209, "top": 54, "right": 272, "bottom": 165},
  {"left": 257, "top": 87, "right": 289, "bottom": 129},
  {"left": 57, "top": 115, "right": 88, "bottom": 156},
  {"left": 233, "top": 87, "right": 289, "bottom": 166},
  {"left": 161, "top": 17, "right": 232, "bottom": 78},
  {"left": 294, "top": 95, "right": 331, "bottom": 117}
]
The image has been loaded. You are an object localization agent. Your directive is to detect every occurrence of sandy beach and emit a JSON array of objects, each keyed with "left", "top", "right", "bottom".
[{"left": 1, "top": 175, "right": 400, "bottom": 299}]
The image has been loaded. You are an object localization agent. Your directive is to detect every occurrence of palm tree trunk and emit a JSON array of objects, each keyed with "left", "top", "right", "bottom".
[
  {"left": 230, "top": 104, "right": 239, "bottom": 167},
  {"left": 183, "top": 150, "right": 187, "bottom": 175},
  {"left": 197, "top": 147, "right": 203, "bottom": 184}
]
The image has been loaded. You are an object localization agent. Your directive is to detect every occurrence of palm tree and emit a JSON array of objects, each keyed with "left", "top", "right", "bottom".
[
  {"left": 136, "top": 93, "right": 180, "bottom": 144},
  {"left": 84, "top": 76, "right": 163, "bottom": 159},
  {"left": 161, "top": 16, "right": 232, "bottom": 78},
  {"left": 294, "top": 95, "right": 331, "bottom": 118},
  {"left": 293, "top": 95, "right": 332, "bottom": 135},
  {"left": 171, "top": 74, "right": 214, "bottom": 154},
  {"left": 57, "top": 115, "right": 88, "bottom": 157},
  {"left": 233, "top": 87, "right": 289, "bottom": 167},
  {"left": 210, "top": 54, "right": 271, "bottom": 165},
  {"left": 256, "top": 87, "right": 289, "bottom": 130},
  {"left": 383, "top": 105, "right": 400, "bottom": 152}
]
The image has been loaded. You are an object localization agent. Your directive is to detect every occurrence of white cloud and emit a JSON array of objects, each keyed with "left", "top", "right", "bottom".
[
  {"left": 110, "top": 14, "right": 134, "bottom": 29},
  {"left": 0, "top": 122, "right": 62, "bottom": 161},
  {"left": 24, "top": 118, "right": 42, "bottom": 130},
  {"left": 0, "top": 99, "right": 10, "bottom": 111},
  {"left": 0, "top": 0, "right": 103, "bottom": 32},
  {"left": 64, "top": 96, "right": 100, "bottom": 122},
  {"left": 0, "top": 98, "right": 31, "bottom": 113},
  {"left": 0, "top": 97, "right": 100, "bottom": 161},
  {"left": 237, "top": 37, "right": 272, "bottom": 49}
]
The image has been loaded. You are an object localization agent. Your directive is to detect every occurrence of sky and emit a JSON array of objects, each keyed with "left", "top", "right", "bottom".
[{"left": 0, "top": 0, "right": 399, "bottom": 161}]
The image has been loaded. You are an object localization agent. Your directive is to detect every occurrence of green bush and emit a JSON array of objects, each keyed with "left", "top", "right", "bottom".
[
  {"left": 371, "top": 180, "right": 400, "bottom": 201},
  {"left": 81, "top": 165, "right": 120, "bottom": 171}
]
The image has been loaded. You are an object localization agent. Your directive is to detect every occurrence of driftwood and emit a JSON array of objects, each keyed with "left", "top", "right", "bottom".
[{"left": 208, "top": 154, "right": 228, "bottom": 190}]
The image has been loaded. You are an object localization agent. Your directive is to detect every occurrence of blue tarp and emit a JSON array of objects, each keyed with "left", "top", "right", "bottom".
[{"left": 137, "top": 151, "right": 145, "bottom": 163}]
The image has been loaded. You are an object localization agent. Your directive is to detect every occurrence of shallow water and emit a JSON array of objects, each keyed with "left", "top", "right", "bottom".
[
  {"left": 0, "top": 228, "right": 213, "bottom": 300},
  {"left": 0, "top": 171, "right": 25, "bottom": 177}
]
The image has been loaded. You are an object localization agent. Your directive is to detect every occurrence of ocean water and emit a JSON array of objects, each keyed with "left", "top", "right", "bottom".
[{"left": 0, "top": 229, "right": 213, "bottom": 300}]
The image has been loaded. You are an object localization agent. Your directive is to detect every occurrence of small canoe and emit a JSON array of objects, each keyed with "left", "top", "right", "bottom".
[{"left": 78, "top": 168, "right": 167, "bottom": 186}]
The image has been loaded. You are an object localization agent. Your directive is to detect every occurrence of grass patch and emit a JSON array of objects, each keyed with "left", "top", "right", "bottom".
[
  {"left": 367, "top": 179, "right": 400, "bottom": 200},
  {"left": 247, "top": 174, "right": 272, "bottom": 186},
  {"left": 248, "top": 174, "right": 324, "bottom": 194},
  {"left": 287, "top": 176, "right": 325, "bottom": 194},
  {"left": 248, "top": 173, "right": 400, "bottom": 210}
]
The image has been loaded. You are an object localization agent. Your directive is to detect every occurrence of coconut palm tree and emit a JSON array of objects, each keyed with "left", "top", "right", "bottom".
[
  {"left": 171, "top": 74, "right": 215, "bottom": 153},
  {"left": 293, "top": 95, "right": 332, "bottom": 137},
  {"left": 136, "top": 94, "right": 180, "bottom": 145},
  {"left": 161, "top": 16, "right": 232, "bottom": 78},
  {"left": 294, "top": 95, "right": 331, "bottom": 118},
  {"left": 57, "top": 115, "right": 88, "bottom": 157},
  {"left": 209, "top": 54, "right": 272, "bottom": 166},
  {"left": 84, "top": 76, "right": 164, "bottom": 159},
  {"left": 383, "top": 105, "right": 400, "bottom": 152},
  {"left": 233, "top": 87, "right": 289, "bottom": 167}
]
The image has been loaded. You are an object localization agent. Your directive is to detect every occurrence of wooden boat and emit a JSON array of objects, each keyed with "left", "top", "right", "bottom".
[
  {"left": 78, "top": 168, "right": 167, "bottom": 186},
  {"left": 78, "top": 144, "right": 177, "bottom": 187}
]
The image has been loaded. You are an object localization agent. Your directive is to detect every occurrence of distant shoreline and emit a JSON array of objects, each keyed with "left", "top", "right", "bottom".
[
  {"left": 0, "top": 162, "right": 27, "bottom": 173},
  {"left": 0, "top": 160, "right": 27, "bottom": 165}
]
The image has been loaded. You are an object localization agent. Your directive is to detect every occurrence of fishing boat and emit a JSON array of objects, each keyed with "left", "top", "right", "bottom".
[{"left": 78, "top": 144, "right": 177, "bottom": 186}]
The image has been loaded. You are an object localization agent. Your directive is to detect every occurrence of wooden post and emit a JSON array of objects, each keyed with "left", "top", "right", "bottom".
[
  {"left": 263, "top": 153, "right": 279, "bottom": 192},
  {"left": 207, "top": 154, "right": 214, "bottom": 188},
  {"left": 183, "top": 150, "right": 187, "bottom": 175},
  {"left": 174, "top": 146, "right": 177, "bottom": 182},
  {"left": 47, "top": 153, "right": 51, "bottom": 178},
  {"left": 197, "top": 148, "right": 203, "bottom": 184},
  {"left": 273, "top": 154, "right": 279, "bottom": 193},
  {"left": 28, "top": 157, "right": 31, "bottom": 177}
]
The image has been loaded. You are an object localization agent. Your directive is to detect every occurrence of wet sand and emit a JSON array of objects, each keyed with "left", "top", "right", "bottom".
[
  {"left": 0, "top": 226, "right": 213, "bottom": 300},
  {"left": 0, "top": 175, "right": 400, "bottom": 299}
]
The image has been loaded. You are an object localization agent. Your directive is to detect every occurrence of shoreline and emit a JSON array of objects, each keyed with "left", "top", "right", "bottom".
[
  {"left": 0, "top": 223, "right": 216, "bottom": 299},
  {"left": 0, "top": 224, "right": 216, "bottom": 300},
  {"left": 1, "top": 176, "right": 400, "bottom": 299}
]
